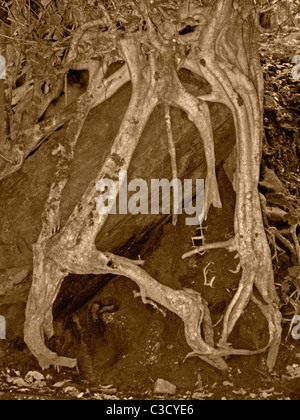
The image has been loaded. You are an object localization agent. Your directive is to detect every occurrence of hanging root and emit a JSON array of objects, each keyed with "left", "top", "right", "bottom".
[
  {"left": 164, "top": 63, "right": 222, "bottom": 218},
  {"left": 164, "top": 103, "right": 179, "bottom": 227}
]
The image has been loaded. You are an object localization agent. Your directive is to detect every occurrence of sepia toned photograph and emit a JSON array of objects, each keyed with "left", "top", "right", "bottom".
[{"left": 0, "top": 0, "right": 299, "bottom": 404}]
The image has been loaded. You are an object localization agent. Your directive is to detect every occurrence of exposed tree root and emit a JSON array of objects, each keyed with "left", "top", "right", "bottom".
[
  {"left": 24, "top": 34, "right": 226, "bottom": 371},
  {"left": 181, "top": 0, "right": 282, "bottom": 370},
  {"left": 23, "top": 1, "right": 282, "bottom": 373}
]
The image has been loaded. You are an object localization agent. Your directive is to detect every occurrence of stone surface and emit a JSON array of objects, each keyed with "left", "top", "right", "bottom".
[{"left": 154, "top": 379, "right": 177, "bottom": 395}]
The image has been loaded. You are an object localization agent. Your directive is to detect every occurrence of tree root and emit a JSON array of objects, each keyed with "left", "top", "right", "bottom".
[
  {"left": 24, "top": 245, "right": 76, "bottom": 370},
  {"left": 23, "top": 8, "right": 283, "bottom": 375},
  {"left": 182, "top": 238, "right": 236, "bottom": 260}
]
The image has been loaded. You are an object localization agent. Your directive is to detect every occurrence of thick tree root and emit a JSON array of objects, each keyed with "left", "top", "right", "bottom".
[{"left": 24, "top": 245, "right": 77, "bottom": 370}]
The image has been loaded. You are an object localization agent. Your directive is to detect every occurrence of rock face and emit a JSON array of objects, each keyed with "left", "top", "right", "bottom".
[{"left": 0, "top": 72, "right": 236, "bottom": 344}]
